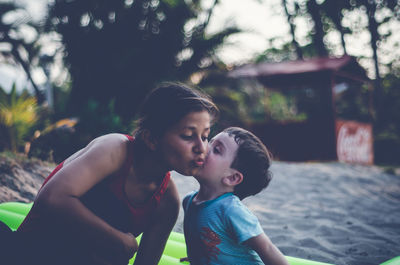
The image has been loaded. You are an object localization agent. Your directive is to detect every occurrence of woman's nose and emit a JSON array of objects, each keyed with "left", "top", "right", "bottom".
[{"left": 193, "top": 137, "right": 207, "bottom": 154}]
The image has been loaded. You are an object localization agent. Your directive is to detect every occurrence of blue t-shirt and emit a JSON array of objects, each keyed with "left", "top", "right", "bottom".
[{"left": 183, "top": 191, "right": 264, "bottom": 265}]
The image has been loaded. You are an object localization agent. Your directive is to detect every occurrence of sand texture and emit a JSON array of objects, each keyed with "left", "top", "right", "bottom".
[{"left": 171, "top": 162, "right": 400, "bottom": 265}]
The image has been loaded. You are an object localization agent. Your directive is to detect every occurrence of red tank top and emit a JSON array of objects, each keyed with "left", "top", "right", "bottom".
[{"left": 18, "top": 135, "right": 171, "bottom": 237}]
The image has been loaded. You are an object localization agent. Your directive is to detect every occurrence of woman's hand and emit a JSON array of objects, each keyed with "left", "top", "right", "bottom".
[
  {"left": 120, "top": 232, "right": 138, "bottom": 259},
  {"left": 92, "top": 232, "right": 138, "bottom": 265},
  {"left": 180, "top": 257, "right": 190, "bottom": 263}
]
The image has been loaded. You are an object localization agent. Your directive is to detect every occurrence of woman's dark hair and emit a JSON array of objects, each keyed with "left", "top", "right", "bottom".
[
  {"left": 223, "top": 127, "right": 273, "bottom": 200},
  {"left": 134, "top": 82, "right": 219, "bottom": 140}
]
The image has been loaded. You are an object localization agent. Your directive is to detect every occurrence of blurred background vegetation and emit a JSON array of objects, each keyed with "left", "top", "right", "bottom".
[{"left": 0, "top": 0, "right": 399, "bottom": 166}]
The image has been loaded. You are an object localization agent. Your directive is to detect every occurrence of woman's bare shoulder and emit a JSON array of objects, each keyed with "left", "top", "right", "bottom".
[
  {"left": 158, "top": 179, "right": 180, "bottom": 216},
  {"left": 165, "top": 179, "right": 180, "bottom": 202},
  {"left": 64, "top": 133, "right": 130, "bottom": 165},
  {"left": 93, "top": 133, "right": 130, "bottom": 145}
]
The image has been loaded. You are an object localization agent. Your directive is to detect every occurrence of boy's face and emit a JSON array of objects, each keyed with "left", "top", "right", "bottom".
[{"left": 195, "top": 132, "right": 239, "bottom": 183}]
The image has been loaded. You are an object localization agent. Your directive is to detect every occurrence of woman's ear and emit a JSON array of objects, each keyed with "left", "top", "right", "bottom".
[
  {"left": 223, "top": 171, "right": 243, "bottom": 187},
  {"left": 142, "top": 130, "right": 158, "bottom": 151}
]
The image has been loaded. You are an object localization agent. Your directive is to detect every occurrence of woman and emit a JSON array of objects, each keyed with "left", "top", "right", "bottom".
[{"left": 14, "top": 82, "right": 219, "bottom": 265}]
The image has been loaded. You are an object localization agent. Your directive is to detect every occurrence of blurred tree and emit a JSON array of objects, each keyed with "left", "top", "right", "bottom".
[
  {"left": 0, "top": 84, "right": 38, "bottom": 153},
  {"left": 319, "top": 0, "right": 353, "bottom": 55},
  {"left": 45, "top": 0, "right": 239, "bottom": 125},
  {"left": 353, "top": 0, "right": 399, "bottom": 113},
  {"left": 255, "top": 41, "right": 297, "bottom": 63},
  {"left": 374, "top": 69, "right": 400, "bottom": 165},
  {"left": 268, "top": 0, "right": 399, "bottom": 113},
  {"left": 282, "top": 0, "right": 303, "bottom": 59},
  {"left": 0, "top": 2, "right": 45, "bottom": 104},
  {"left": 278, "top": 0, "right": 333, "bottom": 57},
  {"left": 305, "top": 0, "right": 329, "bottom": 57}
]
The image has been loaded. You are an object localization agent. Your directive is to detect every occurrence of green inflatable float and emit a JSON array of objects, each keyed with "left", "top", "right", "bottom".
[{"left": 0, "top": 202, "right": 398, "bottom": 265}]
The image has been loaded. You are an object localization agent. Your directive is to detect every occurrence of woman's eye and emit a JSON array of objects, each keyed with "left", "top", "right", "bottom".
[
  {"left": 201, "top": 136, "right": 208, "bottom": 142},
  {"left": 181, "top": 135, "right": 192, "bottom": 140}
]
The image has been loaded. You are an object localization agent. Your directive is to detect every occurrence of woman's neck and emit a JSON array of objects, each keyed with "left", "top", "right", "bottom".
[{"left": 131, "top": 141, "right": 170, "bottom": 183}]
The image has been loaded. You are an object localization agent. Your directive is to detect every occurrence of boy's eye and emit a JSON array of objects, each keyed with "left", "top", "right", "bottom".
[{"left": 213, "top": 146, "right": 221, "bottom": 154}]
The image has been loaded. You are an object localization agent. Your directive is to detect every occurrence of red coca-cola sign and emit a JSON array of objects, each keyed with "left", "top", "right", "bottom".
[{"left": 336, "top": 120, "right": 374, "bottom": 164}]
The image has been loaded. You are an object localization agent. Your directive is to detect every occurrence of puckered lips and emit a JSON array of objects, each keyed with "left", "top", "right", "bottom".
[{"left": 193, "top": 157, "right": 205, "bottom": 167}]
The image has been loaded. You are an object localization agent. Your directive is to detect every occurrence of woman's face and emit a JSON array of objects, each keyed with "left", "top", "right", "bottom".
[{"left": 160, "top": 111, "right": 211, "bottom": 176}]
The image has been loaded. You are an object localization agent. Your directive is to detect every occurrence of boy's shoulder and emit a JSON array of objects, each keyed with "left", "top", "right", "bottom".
[
  {"left": 219, "top": 195, "right": 260, "bottom": 225},
  {"left": 182, "top": 192, "right": 241, "bottom": 211},
  {"left": 219, "top": 192, "right": 241, "bottom": 206},
  {"left": 206, "top": 193, "right": 245, "bottom": 215},
  {"left": 183, "top": 191, "right": 197, "bottom": 201},
  {"left": 222, "top": 194, "right": 248, "bottom": 212},
  {"left": 182, "top": 191, "right": 197, "bottom": 209}
]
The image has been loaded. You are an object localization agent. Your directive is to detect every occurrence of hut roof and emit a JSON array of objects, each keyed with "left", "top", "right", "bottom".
[{"left": 228, "top": 55, "right": 369, "bottom": 81}]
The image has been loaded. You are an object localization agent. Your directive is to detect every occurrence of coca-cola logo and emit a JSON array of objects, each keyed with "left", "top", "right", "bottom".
[{"left": 336, "top": 122, "right": 373, "bottom": 164}]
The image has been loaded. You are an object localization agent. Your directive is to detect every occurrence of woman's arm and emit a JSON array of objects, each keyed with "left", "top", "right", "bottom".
[
  {"left": 133, "top": 180, "right": 180, "bottom": 265},
  {"left": 35, "top": 134, "right": 138, "bottom": 262},
  {"left": 245, "top": 233, "right": 290, "bottom": 265}
]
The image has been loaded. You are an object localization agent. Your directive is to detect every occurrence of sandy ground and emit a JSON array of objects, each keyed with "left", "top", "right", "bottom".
[{"left": 171, "top": 162, "right": 400, "bottom": 265}]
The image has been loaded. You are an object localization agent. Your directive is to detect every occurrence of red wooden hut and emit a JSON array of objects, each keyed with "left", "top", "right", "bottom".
[{"left": 228, "top": 55, "right": 374, "bottom": 164}]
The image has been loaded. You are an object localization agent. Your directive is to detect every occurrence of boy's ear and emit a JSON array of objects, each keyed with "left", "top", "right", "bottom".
[
  {"left": 142, "top": 130, "right": 158, "bottom": 151},
  {"left": 223, "top": 171, "right": 243, "bottom": 187}
]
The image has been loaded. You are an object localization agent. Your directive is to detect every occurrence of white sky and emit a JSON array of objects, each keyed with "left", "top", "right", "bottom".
[
  {"left": 205, "top": 0, "right": 291, "bottom": 65},
  {"left": 17, "top": 0, "right": 48, "bottom": 22}
]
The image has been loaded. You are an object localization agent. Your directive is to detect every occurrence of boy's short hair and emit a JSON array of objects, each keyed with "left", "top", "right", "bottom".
[{"left": 223, "top": 127, "right": 272, "bottom": 200}]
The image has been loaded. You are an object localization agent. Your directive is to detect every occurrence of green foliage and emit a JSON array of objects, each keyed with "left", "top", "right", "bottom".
[
  {"left": 202, "top": 83, "right": 248, "bottom": 133},
  {"left": 74, "top": 99, "right": 132, "bottom": 143},
  {"left": 27, "top": 98, "right": 131, "bottom": 163},
  {"left": 0, "top": 84, "right": 38, "bottom": 153},
  {"left": 201, "top": 75, "right": 308, "bottom": 133},
  {"left": 374, "top": 71, "right": 400, "bottom": 165},
  {"left": 334, "top": 79, "right": 372, "bottom": 123},
  {"left": 255, "top": 42, "right": 297, "bottom": 63},
  {"left": 264, "top": 91, "right": 307, "bottom": 122}
]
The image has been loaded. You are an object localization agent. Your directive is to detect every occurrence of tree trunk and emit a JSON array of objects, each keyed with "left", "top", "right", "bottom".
[
  {"left": 365, "top": 1, "right": 381, "bottom": 117},
  {"left": 320, "top": 0, "right": 348, "bottom": 55},
  {"left": 282, "top": 0, "right": 303, "bottom": 59},
  {"left": 11, "top": 48, "right": 45, "bottom": 105},
  {"left": 331, "top": 10, "right": 347, "bottom": 54},
  {"left": 6, "top": 35, "right": 45, "bottom": 105},
  {"left": 307, "top": 0, "right": 329, "bottom": 57}
]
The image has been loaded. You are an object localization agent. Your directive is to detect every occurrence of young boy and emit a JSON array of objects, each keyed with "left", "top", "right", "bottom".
[{"left": 182, "top": 127, "right": 289, "bottom": 265}]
